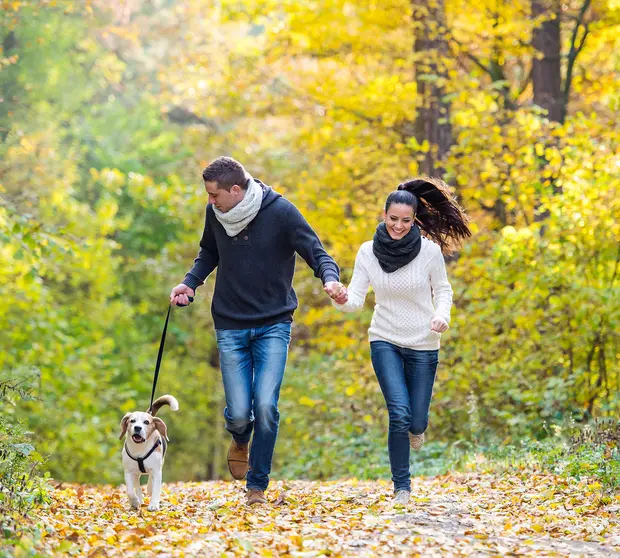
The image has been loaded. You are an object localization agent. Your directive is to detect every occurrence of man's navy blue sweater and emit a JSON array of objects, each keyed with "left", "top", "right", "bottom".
[{"left": 182, "top": 181, "right": 340, "bottom": 330}]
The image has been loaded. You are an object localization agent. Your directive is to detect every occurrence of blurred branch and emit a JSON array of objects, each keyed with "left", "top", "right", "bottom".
[
  {"left": 0, "top": 378, "right": 40, "bottom": 403},
  {"left": 447, "top": 34, "right": 517, "bottom": 111},
  {"left": 517, "top": 66, "right": 533, "bottom": 99},
  {"left": 164, "top": 105, "right": 222, "bottom": 132},
  {"left": 3, "top": 31, "right": 17, "bottom": 52},
  {"left": 610, "top": 245, "right": 620, "bottom": 287},
  {"left": 563, "top": 0, "right": 591, "bottom": 121}
]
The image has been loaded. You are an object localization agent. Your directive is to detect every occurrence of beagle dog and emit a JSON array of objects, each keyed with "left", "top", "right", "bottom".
[{"left": 119, "top": 395, "right": 178, "bottom": 511}]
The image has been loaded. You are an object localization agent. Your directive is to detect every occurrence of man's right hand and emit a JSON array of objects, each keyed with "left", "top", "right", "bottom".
[{"left": 170, "top": 284, "right": 195, "bottom": 307}]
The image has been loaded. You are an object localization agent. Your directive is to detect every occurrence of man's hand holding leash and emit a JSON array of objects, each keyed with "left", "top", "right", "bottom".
[{"left": 170, "top": 284, "right": 195, "bottom": 307}]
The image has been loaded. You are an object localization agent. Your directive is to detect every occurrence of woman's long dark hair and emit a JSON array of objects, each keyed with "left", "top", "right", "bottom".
[{"left": 385, "top": 177, "right": 471, "bottom": 253}]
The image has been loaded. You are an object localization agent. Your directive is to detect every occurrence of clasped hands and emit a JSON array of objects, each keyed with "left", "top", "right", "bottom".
[{"left": 323, "top": 281, "right": 348, "bottom": 305}]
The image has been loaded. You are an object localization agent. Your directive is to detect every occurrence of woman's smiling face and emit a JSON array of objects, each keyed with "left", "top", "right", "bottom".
[{"left": 383, "top": 203, "right": 415, "bottom": 240}]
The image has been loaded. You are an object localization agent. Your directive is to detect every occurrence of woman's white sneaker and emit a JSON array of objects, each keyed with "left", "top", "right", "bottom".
[
  {"left": 394, "top": 490, "right": 410, "bottom": 504},
  {"left": 409, "top": 432, "right": 425, "bottom": 450}
]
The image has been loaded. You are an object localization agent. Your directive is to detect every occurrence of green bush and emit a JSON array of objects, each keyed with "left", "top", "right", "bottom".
[
  {"left": 0, "top": 380, "right": 50, "bottom": 547},
  {"left": 462, "top": 419, "right": 620, "bottom": 492}
]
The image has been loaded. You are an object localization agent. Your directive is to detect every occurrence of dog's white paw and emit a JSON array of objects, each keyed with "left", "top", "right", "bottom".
[
  {"left": 129, "top": 496, "right": 142, "bottom": 509},
  {"left": 147, "top": 502, "right": 160, "bottom": 512}
]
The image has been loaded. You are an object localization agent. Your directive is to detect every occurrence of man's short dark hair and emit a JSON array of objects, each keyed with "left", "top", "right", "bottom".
[{"left": 202, "top": 157, "right": 248, "bottom": 190}]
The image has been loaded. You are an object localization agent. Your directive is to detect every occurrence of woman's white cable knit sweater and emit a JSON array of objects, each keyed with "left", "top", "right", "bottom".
[{"left": 333, "top": 237, "right": 453, "bottom": 350}]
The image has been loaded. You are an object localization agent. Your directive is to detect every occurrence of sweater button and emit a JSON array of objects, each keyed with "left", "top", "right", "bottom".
[
  {"left": 244, "top": 236, "right": 248, "bottom": 240},
  {"left": 234, "top": 237, "right": 237, "bottom": 241}
]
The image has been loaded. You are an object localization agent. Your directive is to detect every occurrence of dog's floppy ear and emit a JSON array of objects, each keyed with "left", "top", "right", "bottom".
[
  {"left": 119, "top": 413, "right": 131, "bottom": 440},
  {"left": 153, "top": 417, "right": 169, "bottom": 441}
]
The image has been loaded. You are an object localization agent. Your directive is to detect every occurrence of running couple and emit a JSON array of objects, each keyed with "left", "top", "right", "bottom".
[{"left": 170, "top": 157, "right": 471, "bottom": 505}]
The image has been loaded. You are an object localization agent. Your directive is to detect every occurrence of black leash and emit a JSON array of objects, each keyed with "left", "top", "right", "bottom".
[{"left": 149, "top": 296, "right": 193, "bottom": 413}]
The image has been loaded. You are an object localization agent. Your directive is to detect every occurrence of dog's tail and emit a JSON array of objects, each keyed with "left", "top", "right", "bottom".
[{"left": 148, "top": 395, "right": 179, "bottom": 416}]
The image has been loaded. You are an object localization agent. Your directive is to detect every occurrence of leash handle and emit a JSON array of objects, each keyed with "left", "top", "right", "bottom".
[{"left": 175, "top": 296, "right": 194, "bottom": 308}]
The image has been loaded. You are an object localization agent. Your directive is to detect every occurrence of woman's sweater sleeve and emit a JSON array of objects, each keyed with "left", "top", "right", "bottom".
[
  {"left": 332, "top": 245, "right": 371, "bottom": 312},
  {"left": 429, "top": 246, "right": 453, "bottom": 323}
]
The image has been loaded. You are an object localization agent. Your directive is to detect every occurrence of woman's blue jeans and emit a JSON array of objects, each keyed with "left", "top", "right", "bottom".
[{"left": 370, "top": 341, "right": 439, "bottom": 492}]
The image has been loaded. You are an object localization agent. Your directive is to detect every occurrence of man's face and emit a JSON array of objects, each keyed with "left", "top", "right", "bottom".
[{"left": 205, "top": 181, "right": 244, "bottom": 213}]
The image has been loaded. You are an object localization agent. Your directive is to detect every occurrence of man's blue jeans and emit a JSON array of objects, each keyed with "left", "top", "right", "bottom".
[
  {"left": 215, "top": 322, "right": 291, "bottom": 491},
  {"left": 370, "top": 341, "right": 439, "bottom": 492}
]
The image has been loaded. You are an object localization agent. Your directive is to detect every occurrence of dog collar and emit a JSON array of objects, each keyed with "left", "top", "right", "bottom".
[{"left": 124, "top": 438, "right": 161, "bottom": 473}]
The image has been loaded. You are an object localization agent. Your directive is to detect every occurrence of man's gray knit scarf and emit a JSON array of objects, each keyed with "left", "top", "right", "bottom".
[{"left": 213, "top": 177, "right": 263, "bottom": 237}]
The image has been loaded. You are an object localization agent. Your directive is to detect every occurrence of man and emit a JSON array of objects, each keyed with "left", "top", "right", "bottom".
[{"left": 170, "top": 157, "right": 347, "bottom": 505}]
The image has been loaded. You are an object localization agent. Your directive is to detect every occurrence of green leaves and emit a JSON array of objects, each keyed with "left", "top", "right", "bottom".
[{"left": 9, "top": 443, "right": 35, "bottom": 457}]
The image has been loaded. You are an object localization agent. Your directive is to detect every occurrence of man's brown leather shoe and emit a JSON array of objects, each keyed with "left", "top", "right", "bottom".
[
  {"left": 246, "top": 488, "right": 267, "bottom": 506},
  {"left": 227, "top": 439, "right": 249, "bottom": 480}
]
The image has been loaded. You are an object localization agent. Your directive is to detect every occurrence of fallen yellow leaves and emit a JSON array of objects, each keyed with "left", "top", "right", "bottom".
[{"left": 14, "top": 472, "right": 620, "bottom": 557}]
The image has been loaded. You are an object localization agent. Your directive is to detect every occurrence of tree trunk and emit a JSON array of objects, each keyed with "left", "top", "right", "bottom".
[
  {"left": 531, "top": 0, "right": 563, "bottom": 122},
  {"left": 412, "top": 0, "right": 452, "bottom": 176}
]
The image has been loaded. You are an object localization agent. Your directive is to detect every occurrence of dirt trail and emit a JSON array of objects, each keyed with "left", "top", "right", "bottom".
[{"left": 29, "top": 472, "right": 620, "bottom": 556}]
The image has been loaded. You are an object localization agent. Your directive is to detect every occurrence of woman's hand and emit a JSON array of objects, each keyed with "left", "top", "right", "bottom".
[{"left": 430, "top": 316, "right": 449, "bottom": 333}]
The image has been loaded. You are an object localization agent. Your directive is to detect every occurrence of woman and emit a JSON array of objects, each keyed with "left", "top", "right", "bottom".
[{"left": 333, "top": 177, "right": 470, "bottom": 504}]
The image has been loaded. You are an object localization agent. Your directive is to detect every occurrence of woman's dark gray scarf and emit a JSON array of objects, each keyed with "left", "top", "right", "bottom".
[{"left": 372, "top": 222, "right": 422, "bottom": 273}]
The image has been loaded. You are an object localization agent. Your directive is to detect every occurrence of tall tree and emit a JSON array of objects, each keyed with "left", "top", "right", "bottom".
[
  {"left": 531, "top": 0, "right": 563, "bottom": 122},
  {"left": 531, "top": 0, "right": 591, "bottom": 122},
  {"left": 413, "top": 0, "right": 453, "bottom": 175}
]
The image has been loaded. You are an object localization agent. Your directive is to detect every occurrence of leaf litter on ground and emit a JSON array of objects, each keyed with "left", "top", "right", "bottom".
[{"left": 15, "top": 471, "right": 620, "bottom": 557}]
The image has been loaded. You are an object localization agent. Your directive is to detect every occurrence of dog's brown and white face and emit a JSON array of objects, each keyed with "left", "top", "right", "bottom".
[{"left": 119, "top": 411, "right": 168, "bottom": 444}]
